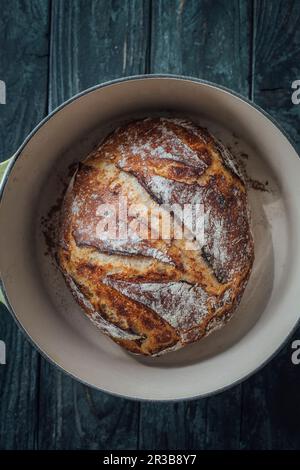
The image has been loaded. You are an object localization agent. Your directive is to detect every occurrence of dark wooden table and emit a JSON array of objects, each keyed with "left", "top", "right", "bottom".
[{"left": 1, "top": 0, "right": 300, "bottom": 450}]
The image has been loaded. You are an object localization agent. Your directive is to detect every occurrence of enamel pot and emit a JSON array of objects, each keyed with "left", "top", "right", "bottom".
[{"left": 1, "top": 75, "right": 300, "bottom": 401}]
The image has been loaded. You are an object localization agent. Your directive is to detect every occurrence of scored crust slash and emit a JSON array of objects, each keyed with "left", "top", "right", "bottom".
[{"left": 57, "top": 117, "right": 254, "bottom": 356}]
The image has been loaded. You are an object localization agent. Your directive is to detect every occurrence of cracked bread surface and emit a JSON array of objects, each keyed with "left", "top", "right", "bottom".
[{"left": 58, "top": 118, "right": 254, "bottom": 356}]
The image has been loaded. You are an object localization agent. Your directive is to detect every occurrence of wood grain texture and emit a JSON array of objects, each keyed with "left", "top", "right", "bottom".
[
  {"left": 0, "top": 0, "right": 50, "bottom": 449},
  {"left": 251, "top": 0, "right": 300, "bottom": 149},
  {"left": 240, "top": 0, "right": 300, "bottom": 450},
  {"left": 0, "top": 305, "right": 39, "bottom": 450},
  {"left": 139, "top": 0, "right": 251, "bottom": 451},
  {"left": 48, "top": 0, "right": 150, "bottom": 107},
  {"left": 38, "top": 366, "right": 140, "bottom": 450},
  {"left": 0, "top": 0, "right": 50, "bottom": 161},
  {"left": 139, "top": 401, "right": 207, "bottom": 450},
  {"left": 150, "top": 0, "right": 251, "bottom": 94},
  {"left": 38, "top": 0, "right": 150, "bottom": 450}
]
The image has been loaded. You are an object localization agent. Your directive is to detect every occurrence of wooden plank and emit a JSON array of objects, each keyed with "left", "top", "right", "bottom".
[
  {"left": 0, "top": 305, "right": 40, "bottom": 450},
  {"left": 138, "top": 401, "right": 207, "bottom": 450},
  {"left": 48, "top": 0, "right": 150, "bottom": 107},
  {"left": 38, "top": 363, "right": 140, "bottom": 450},
  {"left": 139, "top": 0, "right": 252, "bottom": 450},
  {"left": 251, "top": 0, "right": 300, "bottom": 150},
  {"left": 0, "top": 0, "right": 50, "bottom": 161},
  {"left": 241, "top": 0, "right": 300, "bottom": 450},
  {"left": 150, "top": 0, "right": 251, "bottom": 94},
  {"left": 0, "top": 0, "right": 50, "bottom": 449},
  {"left": 38, "top": 0, "right": 150, "bottom": 450}
]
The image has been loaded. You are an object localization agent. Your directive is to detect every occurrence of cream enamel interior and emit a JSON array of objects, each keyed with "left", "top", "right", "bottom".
[{"left": 0, "top": 77, "right": 299, "bottom": 400}]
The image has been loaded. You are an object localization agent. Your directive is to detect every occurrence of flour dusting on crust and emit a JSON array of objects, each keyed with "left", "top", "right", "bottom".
[{"left": 58, "top": 118, "right": 254, "bottom": 356}]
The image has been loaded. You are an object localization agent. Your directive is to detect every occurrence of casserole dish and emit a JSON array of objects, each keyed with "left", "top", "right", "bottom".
[{"left": 0, "top": 75, "right": 299, "bottom": 400}]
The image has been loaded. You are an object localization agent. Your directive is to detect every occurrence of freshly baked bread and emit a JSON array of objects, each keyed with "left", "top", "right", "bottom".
[{"left": 58, "top": 118, "right": 254, "bottom": 356}]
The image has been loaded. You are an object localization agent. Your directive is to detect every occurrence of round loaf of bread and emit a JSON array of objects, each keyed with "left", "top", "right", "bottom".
[{"left": 58, "top": 118, "right": 254, "bottom": 356}]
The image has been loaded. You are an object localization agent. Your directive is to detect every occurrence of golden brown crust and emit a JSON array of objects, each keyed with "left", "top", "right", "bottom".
[{"left": 58, "top": 118, "right": 254, "bottom": 356}]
